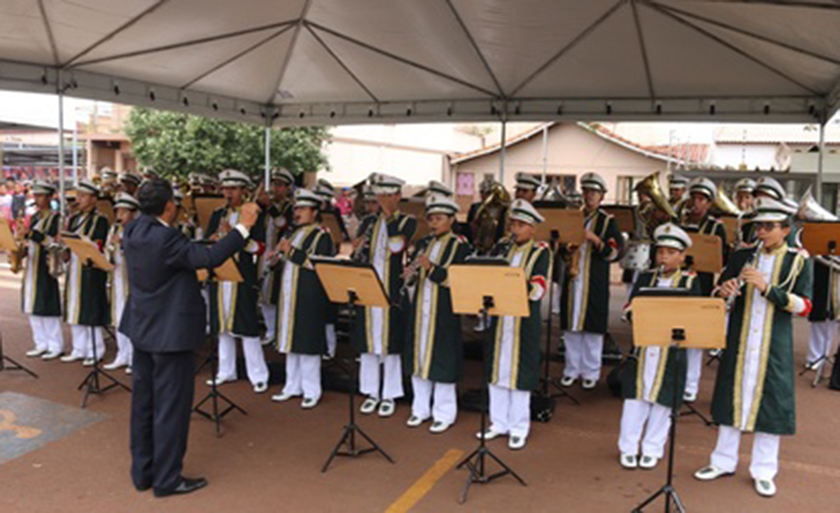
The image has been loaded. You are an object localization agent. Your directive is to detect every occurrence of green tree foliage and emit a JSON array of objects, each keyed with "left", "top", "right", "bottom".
[{"left": 124, "top": 108, "right": 330, "bottom": 180}]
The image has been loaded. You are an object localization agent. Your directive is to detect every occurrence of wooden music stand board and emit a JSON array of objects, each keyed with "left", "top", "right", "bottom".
[
  {"left": 194, "top": 195, "right": 227, "bottom": 234},
  {"left": 196, "top": 257, "right": 243, "bottom": 283},
  {"left": 320, "top": 211, "right": 349, "bottom": 248},
  {"left": 801, "top": 221, "right": 840, "bottom": 257},
  {"left": 312, "top": 257, "right": 394, "bottom": 472},
  {"left": 535, "top": 208, "right": 585, "bottom": 246},
  {"left": 61, "top": 233, "right": 114, "bottom": 272},
  {"left": 448, "top": 260, "right": 529, "bottom": 503},
  {"left": 686, "top": 233, "right": 723, "bottom": 274},
  {"left": 630, "top": 292, "right": 726, "bottom": 513}
]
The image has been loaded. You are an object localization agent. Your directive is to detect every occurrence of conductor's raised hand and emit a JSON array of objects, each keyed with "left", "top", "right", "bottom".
[{"left": 239, "top": 202, "right": 260, "bottom": 229}]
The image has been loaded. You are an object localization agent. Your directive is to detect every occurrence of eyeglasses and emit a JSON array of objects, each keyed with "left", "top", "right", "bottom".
[{"left": 754, "top": 222, "right": 781, "bottom": 232}]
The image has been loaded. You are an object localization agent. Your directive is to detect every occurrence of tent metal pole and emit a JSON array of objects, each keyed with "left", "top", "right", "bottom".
[
  {"left": 541, "top": 124, "right": 548, "bottom": 183},
  {"left": 72, "top": 105, "right": 79, "bottom": 186},
  {"left": 816, "top": 119, "right": 825, "bottom": 204},
  {"left": 264, "top": 124, "right": 271, "bottom": 190},
  {"left": 58, "top": 76, "right": 66, "bottom": 215},
  {"left": 499, "top": 119, "right": 507, "bottom": 186}
]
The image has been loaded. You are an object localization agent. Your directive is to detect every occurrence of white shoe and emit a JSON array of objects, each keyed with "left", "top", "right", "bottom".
[
  {"left": 205, "top": 377, "right": 233, "bottom": 387},
  {"left": 125, "top": 367, "right": 133, "bottom": 375},
  {"left": 406, "top": 415, "right": 426, "bottom": 428},
  {"left": 253, "top": 382, "right": 268, "bottom": 394},
  {"left": 60, "top": 353, "right": 84, "bottom": 363},
  {"left": 429, "top": 421, "right": 451, "bottom": 434},
  {"left": 639, "top": 455, "right": 658, "bottom": 470},
  {"left": 694, "top": 465, "right": 733, "bottom": 481},
  {"left": 378, "top": 399, "right": 396, "bottom": 417},
  {"left": 754, "top": 478, "right": 776, "bottom": 498},
  {"left": 82, "top": 358, "right": 100, "bottom": 367},
  {"left": 475, "top": 428, "right": 505, "bottom": 441},
  {"left": 683, "top": 391, "right": 698, "bottom": 403},
  {"left": 301, "top": 397, "right": 319, "bottom": 409},
  {"left": 508, "top": 435, "right": 527, "bottom": 450},
  {"left": 560, "top": 376, "right": 577, "bottom": 388},
  {"left": 260, "top": 337, "right": 273, "bottom": 347},
  {"left": 42, "top": 351, "right": 63, "bottom": 361},
  {"left": 26, "top": 348, "right": 48, "bottom": 358},
  {"left": 473, "top": 319, "right": 486, "bottom": 332},
  {"left": 620, "top": 454, "right": 638, "bottom": 469},
  {"left": 360, "top": 397, "right": 379, "bottom": 415},
  {"left": 582, "top": 379, "right": 598, "bottom": 390},
  {"left": 271, "top": 391, "right": 297, "bottom": 402},
  {"left": 103, "top": 360, "right": 126, "bottom": 371}
]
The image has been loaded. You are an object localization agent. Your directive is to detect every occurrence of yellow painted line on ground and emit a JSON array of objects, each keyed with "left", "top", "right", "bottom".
[{"left": 386, "top": 448, "right": 464, "bottom": 513}]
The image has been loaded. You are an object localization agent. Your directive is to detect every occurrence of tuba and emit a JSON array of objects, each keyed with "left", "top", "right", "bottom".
[
  {"left": 8, "top": 218, "right": 26, "bottom": 274},
  {"left": 712, "top": 188, "right": 743, "bottom": 217},
  {"left": 635, "top": 171, "right": 678, "bottom": 221},
  {"left": 472, "top": 182, "right": 511, "bottom": 254},
  {"left": 797, "top": 186, "right": 838, "bottom": 222}
]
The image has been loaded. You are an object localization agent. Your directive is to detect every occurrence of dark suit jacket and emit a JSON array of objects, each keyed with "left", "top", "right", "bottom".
[{"left": 120, "top": 214, "right": 246, "bottom": 353}]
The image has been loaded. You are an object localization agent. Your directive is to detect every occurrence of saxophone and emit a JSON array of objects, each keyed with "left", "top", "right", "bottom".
[{"left": 8, "top": 218, "right": 26, "bottom": 274}]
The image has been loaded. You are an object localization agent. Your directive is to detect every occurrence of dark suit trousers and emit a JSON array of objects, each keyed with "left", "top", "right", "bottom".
[{"left": 130, "top": 348, "right": 195, "bottom": 493}]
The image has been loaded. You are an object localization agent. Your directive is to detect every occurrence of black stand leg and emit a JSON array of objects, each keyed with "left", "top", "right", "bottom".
[
  {"left": 322, "top": 293, "right": 394, "bottom": 472},
  {"left": 193, "top": 335, "right": 247, "bottom": 437},
  {"left": 632, "top": 333, "right": 688, "bottom": 513},
  {"left": 679, "top": 401, "right": 713, "bottom": 426},
  {"left": 78, "top": 325, "right": 130, "bottom": 408},
  {"left": 0, "top": 332, "right": 39, "bottom": 378},
  {"left": 457, "top": 299, "right": 527, "bottom": 504},
  {"left": 800, "top": 352, "right": 834, "bottom": 388},
  {"left": 538, "top": 234, "right": 579, "bottom": 408}
]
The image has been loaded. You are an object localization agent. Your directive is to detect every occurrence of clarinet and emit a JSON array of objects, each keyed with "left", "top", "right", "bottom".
[{"left": 726, "top": 241, "right": 763, "bottom": 309}]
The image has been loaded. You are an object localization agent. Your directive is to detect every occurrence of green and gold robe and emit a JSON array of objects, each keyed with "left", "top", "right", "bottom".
[
  {"left": 350, "top": 210, "right": 417, "bottom": 355},
  {"left": 274, "top": 223, "right": 334, "bottom": 355},
  {"left": 21, "top": 210, "right": 62, "bottom": 316},
  {"left": 486, "top": 239, "right": 551, "bottom": 391},
  {"left": 560, "top": 208, "right": 622, "bottom": 333},
  {"left": 711, "top": 243, "right": 813, "bottom": 435},
  {"left": 206, "top": 205, "right": 266, "bottom": 336},
  {"left": 64, "top": 209, "right": 110, "bottom": 326},
  {"left": 621, "top": 269, "right": 701, "bottom": 408},
  {"left": 404, "top": 232, "right": 472, "bottom": 383}
]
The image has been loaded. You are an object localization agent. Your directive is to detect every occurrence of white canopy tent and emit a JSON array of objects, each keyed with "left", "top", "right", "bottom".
[{"left": 2, "top": 0, "right": 840, "bottom": 196}]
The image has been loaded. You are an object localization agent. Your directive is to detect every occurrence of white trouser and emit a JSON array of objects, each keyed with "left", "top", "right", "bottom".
[
  {"left": 563, "top": 330, "right": 604, "bottom": 381},
  {"left": 710, "top": 425, "right": 781, "bottom": 480},
  {"left": 684, "top": 348, "right": 704, "bottom": 396},
  {"left": 70, "top": 325, "right": 104, "bottom": 359},
  {"left": 359, "top": 353, "right": 404, "bottom": 400},
  {"left": 261, "top": 304, "right": 277, "bottom": 341},
  {"left": 411, "top": 376, "right": 457, "bottom": 425},
  {"left": 28, "top": 315, "right": 64, "bottom": 354},
  {"left": 488, "top": 384, "right": 531, "bottom": 438},
  {"left": 283, "top": 354, "right": 322, "bottom": 400},
  {"left": 113, "top": 331, "right": 134, "bottom": 366},
  {"left": 326, "top": 324, "right": 337, "bottom": 358},
  {"left": 808, "top": 320, "right": 837, "bottom": 364},
  {"left": 216, "top": 333, "right": 270, "bottom": 386},
  {"left": 618, "top": 399, "right": 671, "bottom": 459}
]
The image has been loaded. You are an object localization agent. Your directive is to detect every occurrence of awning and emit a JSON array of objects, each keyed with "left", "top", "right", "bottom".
[{"left": 1, "top": 0, "right": 839, "bottom": 126}]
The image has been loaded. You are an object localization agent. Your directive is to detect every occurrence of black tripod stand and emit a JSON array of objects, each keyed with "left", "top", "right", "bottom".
[
  {"left": 633, "top": 329, "right": 688, "bottom": 513},
  {"left": 322, "top": 291, "right": 394, "bottom": 472},
  {"left": 537, "top": 231, "right": 579, "bottom": 412},
  {"left": 193, "top": 335, "right": 247, "bottom": 436},
  {"left": 0, "top": 331, "right": 38, "bottom": 378},
  {"left": 77, "top": 324, "right": 130, "bottom": 408},
  {"left": 457, "top": 297, "right": 526, "bottom": 504}
]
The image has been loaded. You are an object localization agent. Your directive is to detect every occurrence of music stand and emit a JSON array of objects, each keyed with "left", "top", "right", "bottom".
[
  {"left": 193, "top": 259, "right": 246, "bottom": 436},
  {"left": 312, "top": 257, "right": 395, "bottom": 472},
  {"left": 685, "top": 234, "right": 723, "bottom": 275},
  {"left": 449, "top": 258, "right": 529, "bottom": 504},
  {"left": 536, "top": 229, "right": 578, "bottom": 411},
  {"left": 799, "top": 221, "right": 840, "bottom": 386},
  {"left": 630, "top": 292, "right": 726, "bottom": 513},
  {"left": 0, "top": 331, "right": 38, "bottom": 378},
  {"left": 63, "top": 234, "right": 130, "bottom": 408},
  {"left": 535, "top": 207, "right": 585, "bottom": 246}
]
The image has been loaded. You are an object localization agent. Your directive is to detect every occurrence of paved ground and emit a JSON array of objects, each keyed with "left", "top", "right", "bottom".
[{"left": 0, "top": 264, "right": 838, "bottom": 513}]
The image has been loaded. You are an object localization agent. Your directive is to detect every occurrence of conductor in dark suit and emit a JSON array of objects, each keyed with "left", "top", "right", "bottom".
[{"left": 121, "top": 178, "right": 260, "bottom": 497}]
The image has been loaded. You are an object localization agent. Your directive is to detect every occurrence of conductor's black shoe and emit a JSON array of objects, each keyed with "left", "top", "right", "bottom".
[
  {"left": 135, "top": 483, "right": 151, "bottom": 492},
  {"left": 154, "top": 477, "right": 208, "bottom": 498}
]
